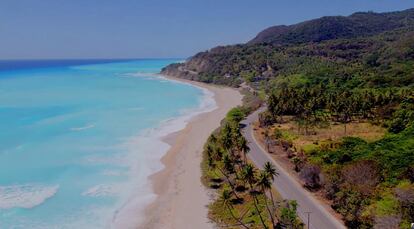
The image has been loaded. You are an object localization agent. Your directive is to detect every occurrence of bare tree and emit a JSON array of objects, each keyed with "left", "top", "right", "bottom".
[
  {"left": 299, "top": 164, "right": 321, "bottom": 190},
  {"left": 373, "top": 215, "right": 401, "bottom": 229},
  {"left": 342, "top": 160, "right": 380, "bottom": 196}
]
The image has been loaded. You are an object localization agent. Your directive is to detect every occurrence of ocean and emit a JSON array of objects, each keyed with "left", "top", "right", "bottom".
[{"left": 0, "top": 59, "right": 216, "bottom": 228}]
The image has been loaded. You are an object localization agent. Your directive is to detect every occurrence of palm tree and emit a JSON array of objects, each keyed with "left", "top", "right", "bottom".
[
  {"left": 230, "top": 128, "right": 247, "bottom": 175},
  {"left": 237, "top": 136, "right": 250, "bottom": 164},
  {"left": 249, "top": 188, "right": 268, "bottom": 229},
  {"left": 268, "top": 93, "right": 278, "bottom": 118},
  {"left": 264, "top": 162, "right": 278, "bottom": 211},
  {"left": 220, "top": 154, "right": 241, "bottom": 199},
  {"left": 206, "top": 143, "right": 241, "bottom": 199},
  {"left": 220, "top": 122, "right": 234, "bottom": 151},
  {"left": 206, "top": 148, "right": 225, "bottom": 184},
  {"left": 220, "top": 189, "right": 249, "bottom": 229},
  {"left": 258, "top": 171, "right": 276, "bottom": 228},
  {"left": 241, "top": 164, "right": 256, "bottom": 189},
  {"left": 242, "top": 164, "right": 268, "bottom": 228}
]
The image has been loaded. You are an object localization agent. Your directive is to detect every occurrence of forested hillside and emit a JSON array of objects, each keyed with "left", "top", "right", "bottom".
[
  {"left": 249, "top": 8, "right": 414, "bottom": 45},
  {"left": 162, "top": 8, "right": 414, "bottom": 229},
  {"left": 161, "top": 8, "right": 414, "bottom": 89}
]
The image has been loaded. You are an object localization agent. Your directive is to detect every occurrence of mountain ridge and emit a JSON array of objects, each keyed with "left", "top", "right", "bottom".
[{"left": 249, "top": 8, "right": 414, "bottom": 45}]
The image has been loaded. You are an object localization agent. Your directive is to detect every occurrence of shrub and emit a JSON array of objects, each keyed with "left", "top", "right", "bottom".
[
  {"left": 226, "top": 107, "right": 245, "bottom": 123},
  {"left": 341, "top": 160, "right": 380, "bottom": 196},
  {"left": 258, "top": 111, "right": 275, "bottom": 127},
  {"left": 388, "top": 108, "right": 414, "bottom": 133},
  {"left": 273, "top": 128, "right": 283, "bottom": 139},
  {"left": 373, "top": 215, "right": 401, "bottom": 229},
  {"left": 299, "top": 164, "right": 322, "bottom": 189},
  {"left": 333, "top": 188, "right": 369, "bottom": 228}
]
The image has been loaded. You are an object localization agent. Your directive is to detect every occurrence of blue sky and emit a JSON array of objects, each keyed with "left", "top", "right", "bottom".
[{"left": 0, "top": 0, "right": 413, "bottom": 59}]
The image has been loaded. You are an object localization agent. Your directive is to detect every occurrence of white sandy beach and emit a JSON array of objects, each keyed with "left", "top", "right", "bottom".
[{"left": 141, "top": 77, "right": 242, "bottom": 229}]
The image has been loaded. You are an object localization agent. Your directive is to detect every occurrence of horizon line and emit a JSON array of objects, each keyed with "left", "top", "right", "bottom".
[{"left": 0, "top": 57, "right": 187, "bottom": 61}]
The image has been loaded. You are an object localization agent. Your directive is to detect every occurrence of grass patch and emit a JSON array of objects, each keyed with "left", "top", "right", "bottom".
[
  {"left": 270, "top": 116, "right": 386, "bottom": 153},
  {"left": 209, "top": 191, "right": 270, "bottom": 229}
]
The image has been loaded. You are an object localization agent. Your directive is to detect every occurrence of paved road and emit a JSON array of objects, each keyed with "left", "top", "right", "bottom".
[{"left": 241, "top": 108, "right": 345, "bottom": 229}]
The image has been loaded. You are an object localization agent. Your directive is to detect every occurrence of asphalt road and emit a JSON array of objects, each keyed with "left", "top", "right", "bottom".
[{"left": 241, "top": 108, "right": 346, "bottom": 229}]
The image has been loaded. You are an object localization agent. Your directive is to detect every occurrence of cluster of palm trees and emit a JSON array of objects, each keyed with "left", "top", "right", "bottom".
[
  {"left": 204, "top": 109, "right": 300, "bottom": 228},
  {"left": 267, "top": 86, "right": 413, "bottom": 134}
]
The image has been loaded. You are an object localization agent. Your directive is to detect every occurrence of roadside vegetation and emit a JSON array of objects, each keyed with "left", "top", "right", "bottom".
[
  {"left": 259, "top": 85, "right": 414, "bottom": 228},
  {"left": 201, "top": 99, "right": 302, "bottom": 228}
]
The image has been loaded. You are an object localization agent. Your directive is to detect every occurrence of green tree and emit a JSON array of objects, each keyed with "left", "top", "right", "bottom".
[
  {"left": 220, "top": 189, "right": 249, "bottom": 229},
  {"left": 227, "top": 107, "right": 246, "bottom": 123},
  {"left": 264, "top": 162, "right": 279, "bottom": 211},
  {"left": 258, "top": 171, "right": 277, "bottom": 228}
]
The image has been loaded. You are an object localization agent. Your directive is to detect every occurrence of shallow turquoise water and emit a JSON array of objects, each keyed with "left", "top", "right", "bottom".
[{"left": 0, "top": 60, "right": 213, "bottom": 228}]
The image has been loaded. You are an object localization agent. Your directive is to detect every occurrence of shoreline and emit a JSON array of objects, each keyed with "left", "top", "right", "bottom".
[{"left": 141, "top": 76, "right": 242, "bottom": 229}]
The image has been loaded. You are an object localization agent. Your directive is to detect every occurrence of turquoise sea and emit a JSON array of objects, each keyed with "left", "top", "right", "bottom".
[{"left": 0, "top": 59, "right": 216, "bottom": 228}]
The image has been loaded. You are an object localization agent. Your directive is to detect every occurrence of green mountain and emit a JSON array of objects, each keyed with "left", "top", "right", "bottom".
[
  {"left": 161, "top": 8, "right": 414, "bottom": 89},
  {"left": 249, "top": 8, "right": 414, "bottom": 45}
]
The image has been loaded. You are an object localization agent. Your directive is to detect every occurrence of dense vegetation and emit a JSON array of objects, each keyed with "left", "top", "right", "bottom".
[
  {"left": 264, "top": 85, "right": 414, "bottom": 228},
  {"left": 202, "top": 104, "right": 302, "bottom": 228},
  {"left": 162, "top": 27, "right": 414, "bottom": 89},
  {"left": 162, "top": 8, "right": 414, "bottom": 229}
]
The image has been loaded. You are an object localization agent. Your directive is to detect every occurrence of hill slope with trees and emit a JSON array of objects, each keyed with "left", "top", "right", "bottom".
[
  {"left": 249, "top": 8, "right": 414, "bottom": 45},
  {"left": 161, "top": 8, "right": 414, "bottom": 89},
  {"left": 162, "top": 8, "right": 414, "bottom": 229}
]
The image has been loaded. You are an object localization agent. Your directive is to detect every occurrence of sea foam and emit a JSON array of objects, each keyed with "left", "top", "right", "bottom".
[
  {"left": 70, "top": 124, "right": 95, "bottom": 131},
  {"left": 110, "top": 75, "right": 217, "bottom": 228},
  {"left": 82, "top": 184, "right": 125, "bottom": 197},
  {"left": 0, "top": 184, "right": 59, "bottom": 209}
]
